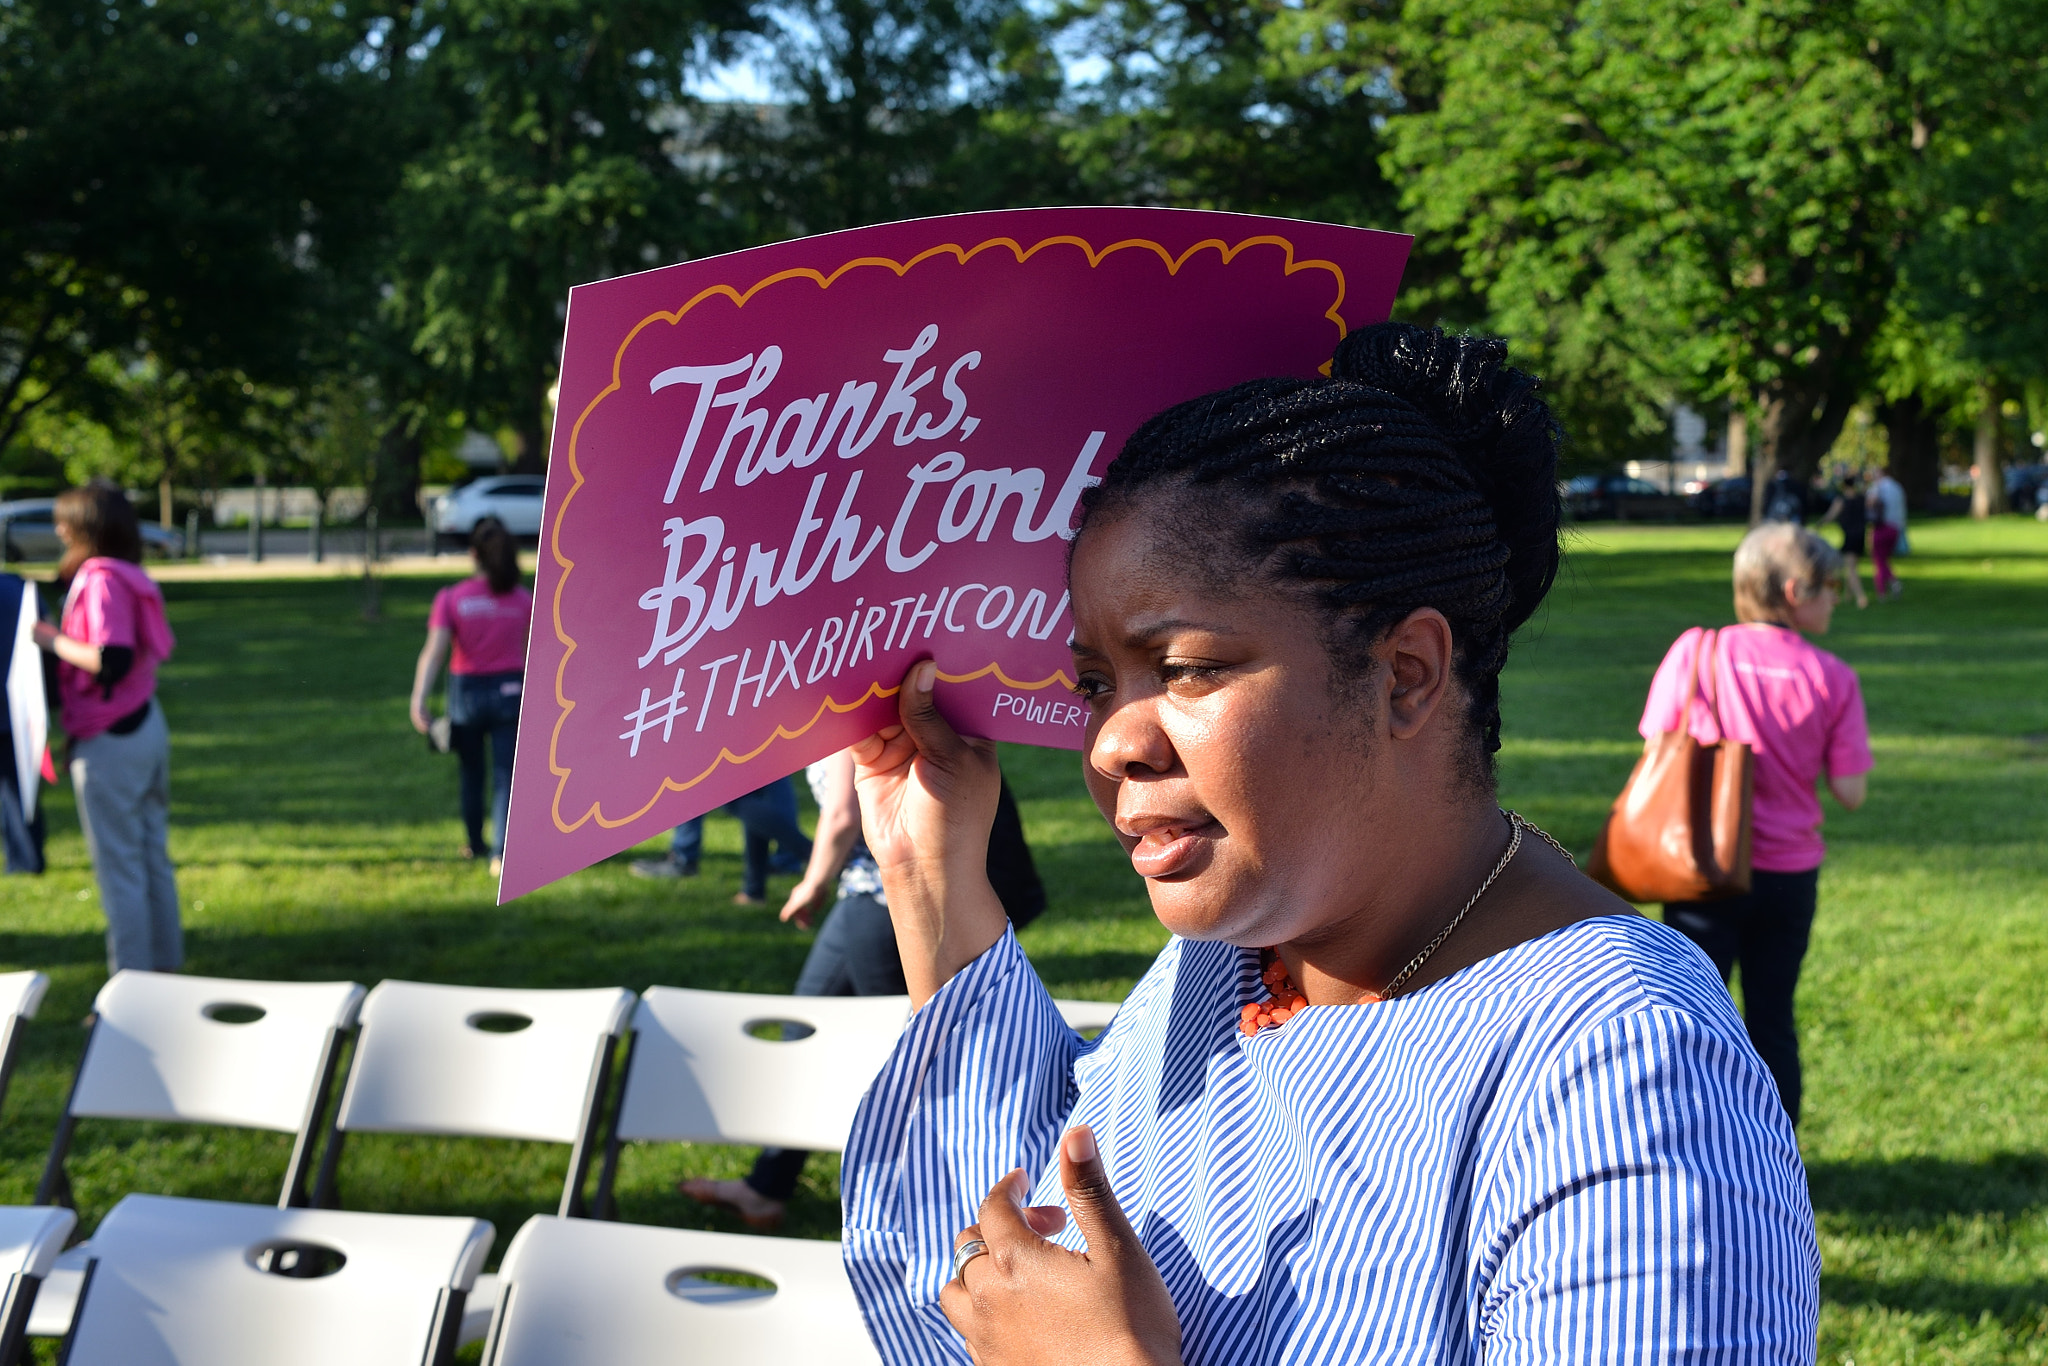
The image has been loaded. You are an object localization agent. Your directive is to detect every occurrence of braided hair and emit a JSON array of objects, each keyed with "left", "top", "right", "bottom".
[{"left": 1077, "top": 322, "right": 1563, "bottom": 782}]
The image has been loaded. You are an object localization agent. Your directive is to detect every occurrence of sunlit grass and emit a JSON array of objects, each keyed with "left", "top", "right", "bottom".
[{"left": 1, "top": 516, "right": 2044, "bottom": 1361}]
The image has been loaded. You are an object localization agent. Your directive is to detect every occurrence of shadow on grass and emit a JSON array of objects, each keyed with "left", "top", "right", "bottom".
[
  {"left": 1808, "top": 1151, "right": 2048, "bottom": 1223},
  {"left": 1821, "top": 1272, "right": 2048, "bottom": 1330}
]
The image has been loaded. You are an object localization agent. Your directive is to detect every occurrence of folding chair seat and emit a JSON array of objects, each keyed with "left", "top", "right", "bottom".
[
  {"left": 0, "top": 1206, "right": 74, "bottom": 1363},
  {"left": 61, "top": 1193, "right": 491, "bottom": 1366},
  {"left": 28, "top": 971, "right": 366, "bottom": 1338},
  {"left": 481, "top": 1214, "right": 879, "bottom": 1366},
  {"left": 1052, "top": 996, "right": 1120, "bottom": 1037},
  {"left": 593, "top": 988, "right": 912, "bottom": 1215},
  {"left": 0, "top": 970, "right": 49, "bottom": 1111},
  {"left": 310, "top": 980, "right": 635, "bottom": 1344}
]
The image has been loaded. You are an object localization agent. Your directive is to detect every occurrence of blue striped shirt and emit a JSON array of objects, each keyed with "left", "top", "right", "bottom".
[{"left": 843, "top": 914, "right": 1819, "bottom": 1363}]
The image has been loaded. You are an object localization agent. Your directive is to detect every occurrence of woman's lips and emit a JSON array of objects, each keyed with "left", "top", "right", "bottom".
[{"left": 1127, "top": 820, "right": 1223, "bottom": 879}]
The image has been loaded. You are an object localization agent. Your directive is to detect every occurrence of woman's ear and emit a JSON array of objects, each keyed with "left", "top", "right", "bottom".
[{"left": 1381, "top": 608, "right": 1455, "bottom": 740}]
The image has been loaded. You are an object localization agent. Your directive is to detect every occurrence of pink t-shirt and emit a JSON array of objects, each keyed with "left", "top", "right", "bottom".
[
  {"left": 1639, "top": 624, "right": 1872, "bottom": 873},
  {"left": 429, "top": 576, "right": 533, "bottom": 675},
  {"left": 59, "top": 558, "right": 177, "bottom": 741}
]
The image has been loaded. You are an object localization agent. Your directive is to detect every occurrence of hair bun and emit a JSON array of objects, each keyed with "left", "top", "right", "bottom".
[{"left": 1329, "top": 322, "right": 1562, "bottom": 632}]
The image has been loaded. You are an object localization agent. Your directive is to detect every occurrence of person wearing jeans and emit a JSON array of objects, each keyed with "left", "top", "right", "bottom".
[
  {"left": 34, "top": 484, "right": 182, "bottom": 973},
  {"left": 680, "top": 748, "right": 1044, "bottom": 1228},
  {"left": 411, "top": 518, "right": 532, "bottom": 879},
  {"left": 631, "top": 777, "right": 812, "bottom": 904},
  {"left": 1643, "top": 523, "right": 1872, "bottom": 1123}
]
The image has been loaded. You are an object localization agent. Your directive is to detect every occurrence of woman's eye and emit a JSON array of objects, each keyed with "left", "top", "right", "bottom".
[
  {"left": 1071, "top": 674, "right": 1111, "bottom": 702},
  {"left": 1159, "top": 662, "right": 1224, "bottom": 689}
]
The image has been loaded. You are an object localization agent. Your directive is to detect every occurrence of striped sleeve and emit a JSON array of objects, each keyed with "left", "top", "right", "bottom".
[
  {"left": 841, "top": 927, "right": 1087, "bottom": 1365},
  {"left": 1471, "top": 1006, "right": 1821, "bottom": 1364}
]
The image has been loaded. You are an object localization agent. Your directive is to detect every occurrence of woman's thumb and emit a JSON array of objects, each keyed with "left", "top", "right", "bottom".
[
  {"left": 1058, "top": 1125, "right": 1138, "bottom": 1254},
  {"left": 895, "top": 659, "right": 969, "bottom": 765}
]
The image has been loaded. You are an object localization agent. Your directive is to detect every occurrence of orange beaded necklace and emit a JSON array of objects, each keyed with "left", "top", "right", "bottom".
[{"left": 1239, "top": 811, "right": 1553, "bottom": 1037}]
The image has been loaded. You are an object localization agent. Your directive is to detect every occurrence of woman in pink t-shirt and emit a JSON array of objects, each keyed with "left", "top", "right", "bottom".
[
  {"left": 31, "top": 484, "right": 183, "bottom": 973},
  {"left": 1639, "top": 523, "right": 1872, "bottom": 1122},
  {"left": 410, "top": 518, "right": 532, "bottom": 878}
]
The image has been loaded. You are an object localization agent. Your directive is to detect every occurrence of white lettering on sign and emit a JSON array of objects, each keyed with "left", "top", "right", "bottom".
[
  {"left": 991, "top": 691, "right": 1086, "bottom": 729},
  {"left": 635, "top": 323, "right": 1100, "bottom": 680}
]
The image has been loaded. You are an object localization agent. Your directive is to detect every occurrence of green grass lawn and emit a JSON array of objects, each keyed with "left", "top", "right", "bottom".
[{"left": 1, "top": 516, "right": 2044, "bottom": 1361}]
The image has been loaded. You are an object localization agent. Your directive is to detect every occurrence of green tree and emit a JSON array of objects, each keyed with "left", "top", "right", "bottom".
[
  {"left": 0, "top": 0, "right": 402, "bottom": 456},
  {"left": 375, "top": 0, "right": 756, "bottom": 474},
  {"left": 1383, "top": 0, "right": 1909, "bottom": 510}
]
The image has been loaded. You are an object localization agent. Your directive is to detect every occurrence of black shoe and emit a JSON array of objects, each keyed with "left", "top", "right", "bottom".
[{"left": 629, "top": 856, "right": 699, "bottom": 880}]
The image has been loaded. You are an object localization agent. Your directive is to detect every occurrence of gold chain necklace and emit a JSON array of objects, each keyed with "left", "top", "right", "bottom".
[{"left": 1243, "top": 810, "right": 1571, "bottom": 1036}]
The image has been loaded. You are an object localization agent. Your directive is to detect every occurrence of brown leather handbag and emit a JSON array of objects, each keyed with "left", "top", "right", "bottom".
[{"left": 1588, "top": 627, "right": 1754, "bottom": 903}]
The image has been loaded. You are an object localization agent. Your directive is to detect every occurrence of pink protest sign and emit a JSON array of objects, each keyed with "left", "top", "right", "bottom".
[{"left": 501, "top": 207, "right": 1410, "bottom": 900}]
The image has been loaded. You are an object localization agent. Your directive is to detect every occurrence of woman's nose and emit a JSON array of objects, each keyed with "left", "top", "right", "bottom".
[{"left": 1089, "top": 699, "right": 1176, "bottom": 780}]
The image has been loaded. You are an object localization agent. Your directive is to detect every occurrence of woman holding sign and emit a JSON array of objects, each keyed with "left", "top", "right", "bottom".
[{"left": 840, "top": 324, "right": 1818, "bottom": 1364}]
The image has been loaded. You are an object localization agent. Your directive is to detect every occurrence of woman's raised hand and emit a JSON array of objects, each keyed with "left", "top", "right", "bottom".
[
  {"left": 852, "top": 660, "right": 1009, "bottom": 1004},
  {"left": 941, "top": 1126, "right": 1183, "bottom": 1366}
]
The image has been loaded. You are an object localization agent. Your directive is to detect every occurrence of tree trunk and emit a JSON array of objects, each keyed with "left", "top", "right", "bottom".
[
  {"left": 158, "top": 476, "right": 173, "bottom": 530},
  {"left": 1751, "top": 383, "right": 1856, "bottom": 523},
  {"left": 1972, "top": 382, "right": 2009, "bottom": 518},
  {"left": 376, "top": 420, "right": 424, "bottom": 521},
  {"left": 1879, "top": 395, "right": 1942, "bottom": 512},
  {"left": 512, "top": 381, "right": 553, "bottom": 476},
  {"left": 1724, "top": 410, "right": 1747, "bottom": 477}
]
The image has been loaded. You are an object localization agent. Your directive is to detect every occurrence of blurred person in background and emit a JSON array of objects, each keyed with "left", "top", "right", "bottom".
[
  {"left": 680, "top": 747, "right": 1044, "bottom": 1229},
  {"left": 411, "top": 517, "right": 531, "bottom": 879},
  {"left": 1867, "top": 467, "right": 1907, "bottom": 599},
  {"left": 1641, "top": 523, "right": 1871, "bottom": 1122},
  {"left": 1817, "top": 471, "right": 1870, "bottom": 609},
  {"left": 630, "top": 777, "right": 812, "bottom": 905},
  {"left": 33, "top": 483, "right": 181, "bottom": 972},
  {"left": 0, "top": 571, "right": 48, "bottom": 874}
]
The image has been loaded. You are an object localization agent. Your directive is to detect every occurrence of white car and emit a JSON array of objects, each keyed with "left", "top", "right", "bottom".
[{"left": 432, "top": 475, "right": 546, "bottom": 544}]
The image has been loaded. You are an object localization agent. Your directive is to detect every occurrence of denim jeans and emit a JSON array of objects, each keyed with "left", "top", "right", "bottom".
[
  {"left": 71, "top": 700, "right": 182, "bottom": 973},
  {"left": 448, "top": 671, "right": 522, "bottom": 857},
  {"left": 1664, "top": 867, "right": 1821, "bottom": 1124},
  {"left": 746, "top": 891, "right": 903, "bottom": 1200},
  {"left": 669, "top": 776, "right": 811, "bottom": 898}
]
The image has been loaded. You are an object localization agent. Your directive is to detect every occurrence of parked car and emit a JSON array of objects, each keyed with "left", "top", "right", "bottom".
[
  {"left": 1688, "top": 476, "right": 1753, "bottom": 521},
  {"left": 430, "top": 475, "right": 545, "bottom": 544},
  {"left": 1562, "top": 473, "right": 1688, "bottom": 521},
  {"left": 0, "top": 499, "right": 185, "bottom": 563},
  {"left": 2003, "top": 462, "right": 2048, "bottom": 512}
]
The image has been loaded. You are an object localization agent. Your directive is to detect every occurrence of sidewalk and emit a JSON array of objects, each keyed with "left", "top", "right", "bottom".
[{"left": 149, "top": 554, "right": 489, "bottom": 583}]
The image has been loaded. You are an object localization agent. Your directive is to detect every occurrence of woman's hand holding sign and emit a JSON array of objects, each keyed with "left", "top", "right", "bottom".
[
  {"left": 944, "top": 1125, "right": 1183, "bottom": 1366},
  {"left": 851, "top": 659, "right": 1009, "bottom": 1005}
]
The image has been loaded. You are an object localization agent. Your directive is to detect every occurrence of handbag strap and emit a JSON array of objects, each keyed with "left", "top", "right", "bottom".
[{"left": 1692, "top": 628, "right": 1726, "bottom": 743}]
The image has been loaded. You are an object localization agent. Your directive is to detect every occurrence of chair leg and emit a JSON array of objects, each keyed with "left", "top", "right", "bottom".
[
  {"left": 283, "top": 1027, "right": 353, "bottom": 1209},
  {"left": 422, "top": 1287, "right": 468, "bottom": 1366},
  {"left": 35, "top": 1022, "right": 96, "bottom": 1209},
  {"left": 559, "top": 1031, "right": 624, "bottom": 1219},
  {"left": 0, "top": 1272, "right": 38, "bottom": 1366},
  {"left": 587, "top": 1031, "right": 636, "bottom": 1221},
  {"left": 52, "top": 1258, "right": 93, "bottom": 1366},
  {"left": 309, "top": 1128, "right": 348, "bottom": 1210}
]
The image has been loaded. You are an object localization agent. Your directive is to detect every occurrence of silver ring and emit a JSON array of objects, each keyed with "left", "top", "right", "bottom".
[{"left": 951, "top": 1237, "right": 989, "bottom": 1282}]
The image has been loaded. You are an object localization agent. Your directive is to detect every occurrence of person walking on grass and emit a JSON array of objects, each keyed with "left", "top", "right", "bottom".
[
  {"left": 1868, "top": 467, "right": 1907, "bottom": 600},
  {"left": 629, "top": 777, "right": 812, "bottom": 906},
  {"left": 410, "top": 517, "right": 530, "bottom": 880},
  {"left": 680, "top": 747, "right": 1043, "bottom": 1229},
  {"left": 1818, "top": 471, "right": 1870, "bottom": 609},
  {"left": 32, "top": 484, "right": 181, "bottom": 973},
  {"left": 1643, "top": 523, "right": 1872, "bottom": 1124}
]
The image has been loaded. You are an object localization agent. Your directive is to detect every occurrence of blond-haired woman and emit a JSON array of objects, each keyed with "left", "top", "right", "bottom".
[{"left": 1640, "top": 523, "right": 1872, "bottom": 1123}]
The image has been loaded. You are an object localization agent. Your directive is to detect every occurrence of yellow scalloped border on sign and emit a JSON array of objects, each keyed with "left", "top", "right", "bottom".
[{"left": 545, "top": 231, "right": 1350, "bottom": 833}]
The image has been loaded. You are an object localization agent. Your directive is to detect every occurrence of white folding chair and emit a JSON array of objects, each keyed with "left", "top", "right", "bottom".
[
  {"left": 62, "top": 1193, "right": 492, "bottom": 1366},
  {"left": 0, "top": 1205, "right": 74, "bottom": 1362},
  {"left": 309, "top": 981, "right": 634, "bottom": 1345},
  {"left": 481, "top": 1214, "right": 879, "bottom": 1366},
  {"left": 27, "top": 971, "right": 366, "bottom": 1339},
  {"left": 0, "top": 970, "right": 49, "bottom": 1112},
  {"left": 592, "top": 988, "right": 912, "bottom": 1215},
  {"left": 1052, "top": 997, "right": 1120, "bottom": 1037}
]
